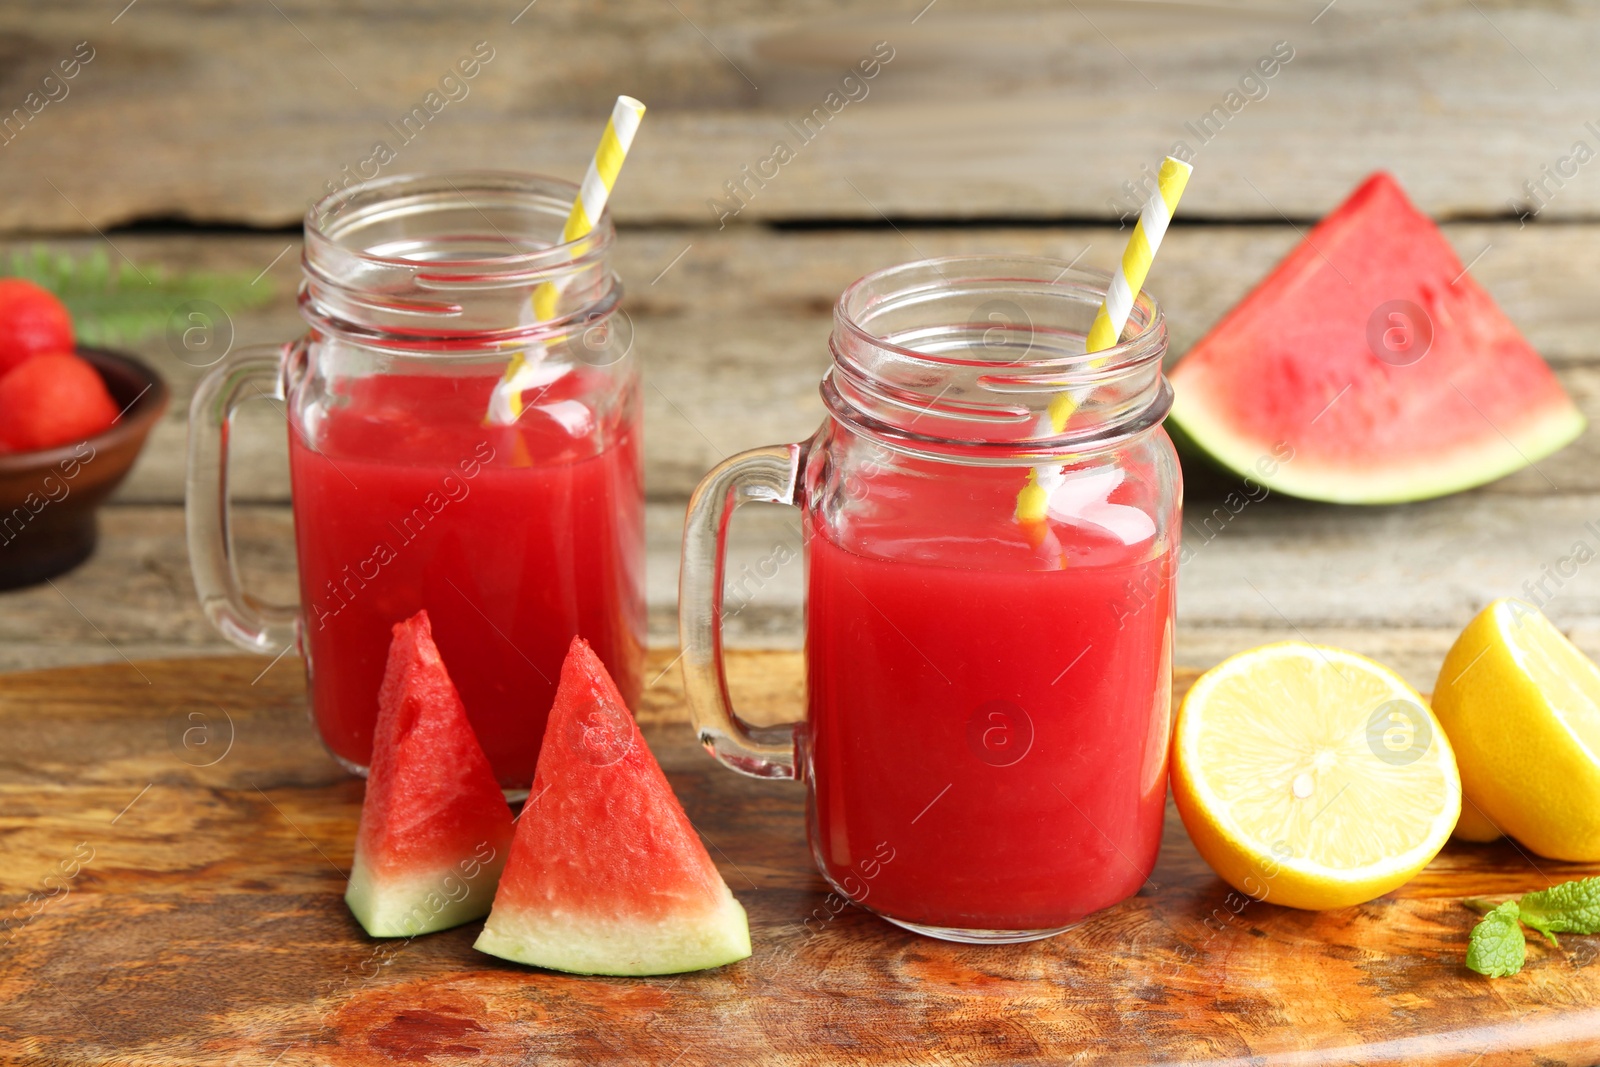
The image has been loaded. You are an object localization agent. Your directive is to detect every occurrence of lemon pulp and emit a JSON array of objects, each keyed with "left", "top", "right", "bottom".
[{"left": 1173, "top": 642, "right": 1460, "bottom": 910}]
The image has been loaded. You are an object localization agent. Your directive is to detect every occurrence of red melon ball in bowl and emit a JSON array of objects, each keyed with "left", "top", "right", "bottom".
[
  {"left": 0, "top": 279, "right": 75, "bottom": 377},
  {"left": 0, "top": 347, "right": 168, "bottom": 589},
  {"left": 0, "top": 352, "right": 121, "bottom": 453}
]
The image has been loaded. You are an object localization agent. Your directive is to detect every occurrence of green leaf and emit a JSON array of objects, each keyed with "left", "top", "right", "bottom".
[
  {"left": 1519, "top": 876, "right": 1600, "bottom": 939},
  {"left": 1466, "top": 900, "right": 1527, "bottom": 978},
  {"left": 2, "top": 246, "right": 275, "bottom": 346}
]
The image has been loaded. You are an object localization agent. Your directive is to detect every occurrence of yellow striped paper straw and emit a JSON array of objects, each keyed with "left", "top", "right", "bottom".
[
  {"left": 487, "top": 95, "right": 647, "bottom": 425},
  {"left": 1017, "top": 156, "right": 1191, "bottom": 523}
]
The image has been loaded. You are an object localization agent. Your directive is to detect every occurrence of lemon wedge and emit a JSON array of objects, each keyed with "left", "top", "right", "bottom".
[
  {"left": 1172, "top": 642, "right": 1461, "bottom": 910},
  {"left": 1432, "top": 599, "right": 1600, "bottom": 861}
]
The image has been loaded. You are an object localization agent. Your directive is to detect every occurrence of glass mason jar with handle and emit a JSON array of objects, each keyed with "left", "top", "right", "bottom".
[
  {"left": 188, "top": 172, "right": 644, "bottom": 791},
  {"left": 680, "top": 255, "right": 1180, "bottom": 943}
]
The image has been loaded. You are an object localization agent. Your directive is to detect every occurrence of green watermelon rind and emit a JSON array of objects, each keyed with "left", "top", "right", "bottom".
[
  {"left": 345, "top": 850, "right": 508, "bottom": 938},
  {"left": 473, "top": 887, "right": 752, "bottom": 976},
  {"left": 1168, "top": 393, "right": 1586, "bottom": 505}
]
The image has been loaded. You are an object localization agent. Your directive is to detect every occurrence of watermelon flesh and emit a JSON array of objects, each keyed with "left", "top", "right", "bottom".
[
  {"left": 1169, "top": 172, "right": 1584, "bottom": 503},
  {"left": 346, "top": 610, "right": 515, "bottom": 937},
  {"left": 475, "top": 637, "right": 751, "bottom": 975}
]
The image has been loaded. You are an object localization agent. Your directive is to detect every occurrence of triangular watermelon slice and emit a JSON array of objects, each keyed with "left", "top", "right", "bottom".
[
  {"left": 474, "top": 637, "right": 751, "bottom": 975},
  {"left": 345, "top": 610, "right": 514, "bottom": 937},
  {"left": 1169, "top": 172, "right": 1584, "bottom": 503}
]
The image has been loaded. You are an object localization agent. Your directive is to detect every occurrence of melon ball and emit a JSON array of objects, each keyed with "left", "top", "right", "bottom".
[
  {"left": 0, "top": 279, "right": 75, "bottom": 377},
  {"left": 0, "top": 353, "right": 119, "bottom": 452}
]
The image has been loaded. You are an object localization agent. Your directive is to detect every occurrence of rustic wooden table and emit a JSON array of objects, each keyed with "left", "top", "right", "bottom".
[
  {"left": 7, "top": 654, "right": 1600, "bottom": 1066},
  {"left": 2, "top": 1, "right": 1600, "bottom": 1060}
]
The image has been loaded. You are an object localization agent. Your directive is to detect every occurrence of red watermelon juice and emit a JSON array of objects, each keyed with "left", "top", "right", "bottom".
[
  {"left": 804, "top": 468, "right": 1175, "bottom": 935},
  {"left": 288, "top": 370, "right": 644, "bottom": 790}
]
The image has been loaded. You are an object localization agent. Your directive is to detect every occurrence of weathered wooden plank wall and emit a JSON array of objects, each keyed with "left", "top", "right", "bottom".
[{"left": 4, "top": 2, "right": 1599, "bottom": 225}]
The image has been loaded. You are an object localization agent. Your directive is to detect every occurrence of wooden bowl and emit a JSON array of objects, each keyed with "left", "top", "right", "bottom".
[{"left": 0, "top": 348, "right": 169, "bottom": 590}]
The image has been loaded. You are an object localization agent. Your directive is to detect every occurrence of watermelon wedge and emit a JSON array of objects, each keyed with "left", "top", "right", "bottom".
[
  {"left": 474, "top": 637, "right": 751, "bottom": 975},
  {"left": 345, "top": 610, "right": 514, "bottom": 937},
  {"left": 1169, "top": 172, "right": 1584, "bottom": 503}
]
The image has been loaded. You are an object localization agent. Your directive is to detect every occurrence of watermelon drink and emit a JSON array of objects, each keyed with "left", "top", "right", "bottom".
[
  {"left": 804, "top": 468, "right": 1174, "bottom": 934},
  {"left": 289, "top": 369, "right": 643, "bottom": 788},
  {"left": 186, "top": 173, "right": 644, "bottom": 791},
  {"left": 680, "top": 256, "right": 1180, "bottom": 941}
]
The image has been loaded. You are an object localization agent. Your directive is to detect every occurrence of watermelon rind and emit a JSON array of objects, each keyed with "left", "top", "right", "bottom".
[
  {"left": 473, "top": 885, "right": 752, "bottom": 976},
  {"left": 345, "top": 848, "right": 508, "bottom": 938},
  {"left": 1169, "top": 391, "right": 1585, "bottom": 505}
]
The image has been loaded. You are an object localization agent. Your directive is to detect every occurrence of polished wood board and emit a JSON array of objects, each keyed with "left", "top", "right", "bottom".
[{"left": 3, "top": 653, "right": 1599, "bottom": 1066}]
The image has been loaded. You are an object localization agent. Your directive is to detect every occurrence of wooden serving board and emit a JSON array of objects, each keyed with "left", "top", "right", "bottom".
[{"left": 3, "top": 653, "right": 1600, "bottom": 1066}]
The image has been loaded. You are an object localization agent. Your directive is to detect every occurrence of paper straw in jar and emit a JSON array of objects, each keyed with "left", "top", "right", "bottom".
[
  {"left": 486, "top": 95, "right": 647, "bottom": 426},
  {"left": 1015, "top": 155, "right": 1192, "bottom": 524}
]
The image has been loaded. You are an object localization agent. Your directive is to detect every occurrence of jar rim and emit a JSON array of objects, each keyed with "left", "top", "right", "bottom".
[
  {"left": 303, "top": 170, "right": 615, "bottom": 277},
  {"left": 823, "top": 254, "right": 1171, "bottom": 461},
  {"left": 834, "top": 254, "right": 1165, "bottom": 374},
  {"left": 298, "top": 171, "right": 625, "bottom": 355}
]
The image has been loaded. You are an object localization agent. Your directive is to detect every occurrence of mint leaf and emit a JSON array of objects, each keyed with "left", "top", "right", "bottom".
[
  {"left": 1466, "top": 901, "right": 1527, "bottom": 977},
  {"left": 1519, "top": 876, "right": 1600, "bottom": 939}
]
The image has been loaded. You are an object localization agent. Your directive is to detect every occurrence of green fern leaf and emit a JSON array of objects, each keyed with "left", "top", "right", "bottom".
[{"left": 3, "top": 246, "right": 276, "bottom": 346}]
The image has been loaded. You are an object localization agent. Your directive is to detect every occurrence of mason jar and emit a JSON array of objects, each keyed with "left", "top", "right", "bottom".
[
  {"left": 188, "top": 172, "right": 644, "bottom": 790},
  {"left": 680, "top": 255, "right": 1179, "bottom": 942}
]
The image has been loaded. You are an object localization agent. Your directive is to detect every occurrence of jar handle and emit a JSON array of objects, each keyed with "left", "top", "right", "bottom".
[
  {"left": 185, "top": 343, "right": 300, "bottom": 655},
  {"left": 679, "top": 443, "right": 806, "bottom": 779}
]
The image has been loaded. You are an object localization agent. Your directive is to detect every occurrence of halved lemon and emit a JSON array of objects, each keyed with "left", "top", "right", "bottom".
[
  {"left": 1432, "top": 599, "right": 1600, "bottom": 861},
  {"left": 1452, "top": 800, "right": 1504, "bottom": 843},
  {"left": 1172, "top": 642, "right": 1461, "bottom": 910}
]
